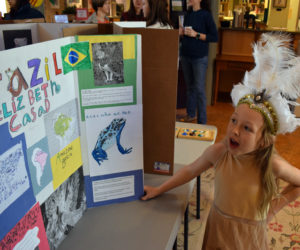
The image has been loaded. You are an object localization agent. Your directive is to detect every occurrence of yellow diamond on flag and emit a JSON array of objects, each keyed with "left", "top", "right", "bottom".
[{"left": 64, "top": 48, "right": 87, "bottom": 67}]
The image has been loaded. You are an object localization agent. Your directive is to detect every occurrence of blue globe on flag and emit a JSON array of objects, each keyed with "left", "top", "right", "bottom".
[
  {"left": 68, "top": 51, "right": 79, "bottom": 64},
  {"left": 62, "top": 43, "right": 91, "bottom": 73}
]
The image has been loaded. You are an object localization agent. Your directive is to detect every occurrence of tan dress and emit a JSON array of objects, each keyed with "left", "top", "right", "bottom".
[{"left": 202, "top": 151, "right": 269, "bottom": 250}]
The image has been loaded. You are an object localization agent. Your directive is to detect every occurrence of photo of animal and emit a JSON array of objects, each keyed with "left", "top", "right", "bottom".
[{"left": 91, "top": 42, "right": 124, "bottom": 86}]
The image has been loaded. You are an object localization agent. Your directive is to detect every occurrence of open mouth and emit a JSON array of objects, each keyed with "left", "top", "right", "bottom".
[{"left": 229, "top": 138, "right": 239, "bottom": 148}]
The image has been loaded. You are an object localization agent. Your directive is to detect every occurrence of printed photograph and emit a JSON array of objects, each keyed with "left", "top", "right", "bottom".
[
  {"left": 92, "top": 42, "right": 124, "bottom": 86},
  {"left": 41, "top": 168, "right": 86, "bottom": 250},
  {"left": 3, "top": 29, "right": 33, "bottom": 50}
]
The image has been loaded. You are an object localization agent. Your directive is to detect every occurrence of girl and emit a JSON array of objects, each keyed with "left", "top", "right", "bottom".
[
  {"left": 86, "top": 0, "right": 111, "bottom": 24},
  {"left": 142, "top": 33, "right": 300, "bottom": 249},
  {"left": 142, "top": 0, "right": 172, "bottom": 29},
  {"left": 120, "top": 0, "right": 144, "bottom": 21}
]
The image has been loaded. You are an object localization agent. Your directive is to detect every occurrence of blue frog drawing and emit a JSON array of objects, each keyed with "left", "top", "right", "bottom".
[{"left": 92, "top": 118, "right": 132, "bottom": 166}]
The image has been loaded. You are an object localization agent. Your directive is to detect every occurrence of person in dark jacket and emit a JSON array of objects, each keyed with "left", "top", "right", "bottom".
[
  {"left": 4, "top": 0, "right": 44, "bottom": 20},
  {"left": 179, "top": 0, "right": 217, "bottom": 124}
]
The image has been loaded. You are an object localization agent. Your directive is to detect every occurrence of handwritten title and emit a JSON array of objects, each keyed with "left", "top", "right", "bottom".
[{"left": 0, "top": 53, "right": 63, "bottom": 133}]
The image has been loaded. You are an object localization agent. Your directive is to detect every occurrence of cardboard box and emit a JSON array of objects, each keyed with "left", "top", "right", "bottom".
[{"left": 114, "top": 24, "right": 179, "bottom": 175}]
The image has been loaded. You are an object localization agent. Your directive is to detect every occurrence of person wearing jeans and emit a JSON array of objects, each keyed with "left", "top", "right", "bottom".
[
  {"left": 181, "top": 55, "right": 208, "bottom": 124},
  {"left": 179, "top": 0, "right": 217, "bottom": 124}
]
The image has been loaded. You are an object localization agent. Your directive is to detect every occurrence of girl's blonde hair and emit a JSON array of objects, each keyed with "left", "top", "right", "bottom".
[{"left": 255, "top": 125, "right": 278, "bottom": 218}]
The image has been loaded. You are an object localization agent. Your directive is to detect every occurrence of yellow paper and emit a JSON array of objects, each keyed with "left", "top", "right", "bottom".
[
  {"left": 51, "top": 137, "right": 82, "bottom": 189},
  {"left": 77, "top": 35, "right": 135, "bottom": 60}
]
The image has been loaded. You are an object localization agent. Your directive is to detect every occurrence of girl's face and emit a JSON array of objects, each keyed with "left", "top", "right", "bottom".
[
  {"left": 100, "top": 0, "right": 111, "bottom": 15},
  {"left": 225, "top": 104, "right": 264, "bottom": 156},
  {"left": 142, "top": 0, "right": 149, "bottom": 18},
  {"left": 133, "top": 0, "right": 143, "bottom": 12},
  {"left": 7, "top": 0, "right": 17, "bottom": 9}
]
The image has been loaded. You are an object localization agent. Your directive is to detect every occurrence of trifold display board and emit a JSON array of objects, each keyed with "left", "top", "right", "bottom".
[{"left": 0, "top": 34, "right": 143, "bottom": 249}]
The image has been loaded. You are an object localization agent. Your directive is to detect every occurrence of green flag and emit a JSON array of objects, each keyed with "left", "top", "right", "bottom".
[{"left": 61, "top": 42, "right": 91, "bottom": 74}]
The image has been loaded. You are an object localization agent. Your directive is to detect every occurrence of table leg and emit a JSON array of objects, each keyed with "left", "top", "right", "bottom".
[
  {"left": 196, "top": 175, "right": 200, "bottom": 219},
  {"left": 173, "top": 237, "right": 177, "bottom": 250},
  {"left": 184, "top": 204, "right": 189, "bottom": 250}
]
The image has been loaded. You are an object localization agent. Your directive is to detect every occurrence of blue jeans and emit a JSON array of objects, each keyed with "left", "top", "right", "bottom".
[{"left": 181, "top": 56, "right": 208, "bottom": 124}]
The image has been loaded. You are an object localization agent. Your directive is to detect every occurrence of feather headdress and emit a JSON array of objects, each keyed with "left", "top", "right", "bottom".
[{"left": 231, "top": 32, "right": 300, "bottom": 135}]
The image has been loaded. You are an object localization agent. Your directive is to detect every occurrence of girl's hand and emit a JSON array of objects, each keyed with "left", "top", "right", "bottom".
[{"left": 141, "top": 186, "right": 160, "bottom": 200}]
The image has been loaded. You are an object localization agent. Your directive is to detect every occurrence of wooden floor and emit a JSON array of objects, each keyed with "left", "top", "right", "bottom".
[{"left": 177, "top": 102, "right": 300, "bottom": 168}]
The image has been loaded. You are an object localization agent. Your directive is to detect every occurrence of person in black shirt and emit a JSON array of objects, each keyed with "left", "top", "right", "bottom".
[
  {"left": 179, "top": 0, "right": 217, "bottom": 124},
  {"left": 4, "top": 0, "right": 44, "bottom": 20}
]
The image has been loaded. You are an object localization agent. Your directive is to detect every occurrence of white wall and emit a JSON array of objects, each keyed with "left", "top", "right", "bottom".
[
  {"left": 267, "top": 0, "right": 290, "bottom": 28},
  {"left": 287, "top": 0, "right": 300, "bottom": 30}
]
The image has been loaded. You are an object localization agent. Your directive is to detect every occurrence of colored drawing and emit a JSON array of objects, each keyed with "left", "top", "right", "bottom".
[
  {"left": 61, "top": 41, "right": 91, "bottom": 74},
  {"left": 54, "top": 113, "right": 72, "bottom": 137},
  {"left": 32, "top": 147, "right": 48, "bottom": 186},
  {"left": 92, "top": 118, "right": 132, "bottom": 166},
  {"left": 0, "top": 142, "right": 29, "bottom": 214},
  {"left": 44, "top": 99, "right": 80, "bottom": 156},
  {"left": 85, "top": 105, "right": 143, "bottom": 177},
  {"left": 92, "top": 42, "right": 124, "bottom": 86},
  {"left": 51, "top": 137, "right": 82, "bottom": 189},
  {"left": 0, "top": 123, "right": 35, "bottom": 240},
  {"left": 26, "top": 137, "right": 53, "bottom": 197},
  {"left": 53, "top": 113, "right": 75, "bottom": 149},
  {"left": 0, "top": 203, "right": 49, "bottom": 250},
  {"left": 41, "top": 168, "right": 86, "bottom": 249}
]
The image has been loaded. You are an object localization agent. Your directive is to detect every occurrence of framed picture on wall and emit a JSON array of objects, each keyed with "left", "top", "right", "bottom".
[{"left": 273, "top": 0, "right": 287, "bottom": 8}]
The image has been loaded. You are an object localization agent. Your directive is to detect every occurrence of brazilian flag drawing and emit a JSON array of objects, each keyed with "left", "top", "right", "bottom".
[{"left": 61, "top": 42, "right": 91, "bottom": 74}]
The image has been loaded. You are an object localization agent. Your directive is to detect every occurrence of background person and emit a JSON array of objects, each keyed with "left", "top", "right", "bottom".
[
  {"left": 179, "top": 0, "right": 217, "bottom": 124},
  {"left": 120, "top": 0, "right": 144, "bottom": 21},
  {"left": 86, "top": 0, "right": 110, "bottom": 24},
  {"left": 4, "top": 0, "right": 44, "bottom": 20},
  {"left": 142, "top": 0, "right": 172, "bottom": 29}
]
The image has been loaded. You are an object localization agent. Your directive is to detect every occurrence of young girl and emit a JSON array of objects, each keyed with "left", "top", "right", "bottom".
[
  {"left": 120, "top": 0, "right": 144, "bottom": 21},
  {"left": 142, "top": 33, "right": 300, "bottom": 249},
  {"left": 142, "top": 0, "right": 172, "bottom": 29}
]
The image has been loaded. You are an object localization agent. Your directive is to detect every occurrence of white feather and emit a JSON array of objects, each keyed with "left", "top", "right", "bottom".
[{"left": 231, "top": 32, "right": 300, "bottom": 134}]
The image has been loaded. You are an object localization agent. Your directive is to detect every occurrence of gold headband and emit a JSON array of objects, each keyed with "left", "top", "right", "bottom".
[{"left": 238, "top": 93, "right": 278, "bottom": 135}]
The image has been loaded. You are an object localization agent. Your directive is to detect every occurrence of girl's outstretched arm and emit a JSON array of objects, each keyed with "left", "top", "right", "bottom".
[
  {"left": 141, "top": 142, "right": 226, "bottom": 201},
  {"left": 268, "top": 154, "right": 300, "bottom": 222}
]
